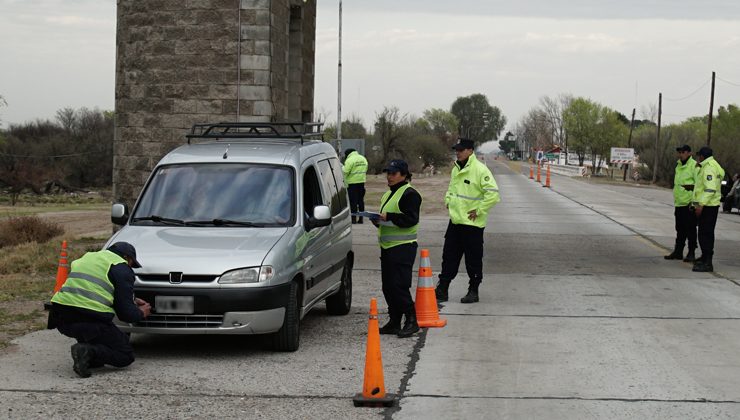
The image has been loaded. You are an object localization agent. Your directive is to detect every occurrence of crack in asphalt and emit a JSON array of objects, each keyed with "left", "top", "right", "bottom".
[
  {"left": 0, "top": 388, "right": 349, "bottom": 399},
  {"left": 402, "top": 393, "right": 740, "bottom": 404},
  {"left": 383, "top": 327, "right": 428, "bottom": 420},
  {"left": 438, "top": 313, "right": 740, "bottom": 320}
]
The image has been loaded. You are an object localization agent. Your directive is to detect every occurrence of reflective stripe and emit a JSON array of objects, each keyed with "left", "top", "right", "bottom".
[
  {"left": 67, "top": 271, "right": 115, "bottom": 294},
  {"left": 350, "top": 171, "right": 365, "bottom": 175},
  {"left": 379, "top": 233, "right": 417, "bottom": 242},
  {"left": 455, "top": 194, "right": 482, "bottom": 201},
  {"left": 59, "top": 286, "right": 114, "bottom": 306},
  {"left": 420, "top": 256, "right": 430, "bottom": 267},
  {"left": 705, "top": 189, "right": 716, "bottom": 193},
  {"left": 484, "top": 188, "right": 499, "bottom": 192},
  {"left": 418, "top": 275, "right": 435, "bottom": 288}
]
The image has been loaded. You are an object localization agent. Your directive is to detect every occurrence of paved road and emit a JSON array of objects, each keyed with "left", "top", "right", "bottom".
[{"left": 2, "top": 160, "right": 740, "bottom": 419}]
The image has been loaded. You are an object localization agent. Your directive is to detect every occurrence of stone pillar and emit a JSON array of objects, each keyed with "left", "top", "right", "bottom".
[{"left": 114, "top": 0, "right": 315, "bottom": 206}]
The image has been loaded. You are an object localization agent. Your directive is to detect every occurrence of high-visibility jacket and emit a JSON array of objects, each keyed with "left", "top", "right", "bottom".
[
  {"left": 444, "top": 153, "right": 500, "bottom": 228},
  {"left": 51, "top": 250, "right": 123, "bottom": 314},
  {"left": 693, "top": 156, "right": 725, "bottom": 207},
  {"left": 673, "top": 156, "right": 697, "bottom": 206},
  {"left": 378, "top": 183, "right": 419, "bottom": 249},
  {"left": 342, "top": 151, "right": 368, "bottom": 185}
]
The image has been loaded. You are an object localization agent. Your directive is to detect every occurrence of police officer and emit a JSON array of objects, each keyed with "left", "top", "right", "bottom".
[
  {"left": 692, "top": 146, "right": 725, "bottom": 272},
  {"left": 664, "top": 144, "right": 698, "bottom": 262},
  {"left": 343, "top": 148, "right": 369, "bottom": 224},
  {"left": 372, "top": 159, "right": 423, "bottom": 338},
  {"left": 48, "top": 242, "right": 151, "bottom": 377},
  {"left": 436, "top": 138, "right": 500, "bottom": 304}
]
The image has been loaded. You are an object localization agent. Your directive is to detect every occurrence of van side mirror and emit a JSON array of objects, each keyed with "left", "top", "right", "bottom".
[
  {"left": 111, "top": 203, "right": 129, "bottom": 226},
  {"left": 307, "top": 205, "right": 331, "bottom": 229}
]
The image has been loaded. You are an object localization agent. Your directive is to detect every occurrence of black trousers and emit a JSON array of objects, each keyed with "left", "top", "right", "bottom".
[
  {"left": 673, "top": 205, "right": 697, "bottom": 251},
  {"left": 439, "top": 221, "right": 484, "bottom": 287},
  {"left": 697, "top": 205, "right": 719, "bottom": 263},
  {"left": 380, "top": 242, "right": 417, "bottom": 319},
  {"left": 348, "top": 183, "right": 365, "bottom": 221},
  {"left": 56, "top": 318, "right": 135, "bottom": 368}
]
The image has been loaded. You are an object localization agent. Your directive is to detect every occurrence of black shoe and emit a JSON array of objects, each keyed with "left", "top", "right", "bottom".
[
  {"left": 461, "top": 290, "right": 479, "bottom": 304},
  {"left": 71, "top": 343, "right": 93, "bottom": 378},
  {"left": 693, "top": 257, "right": 705, "bottom": 266},
  {"left": 379, "top": 318, "right": 401, "bottom": 335},
  {"left": 664, "top": 251, "right": 683, "bottom": 260},
  {"left": 357, "top": 218, "right": 364, "bottom": 224},
  {"left": 683, "top": 249, "right": 696, "bottom": 263},
  {"left": 435, "top": 282, "right": 449, "bottom": 302},
  {"left": 692, "top": 262, "right": 714, "bottom": 272},
  {"left": 397, "top": 313, "right": 420, "bottom": 338}
]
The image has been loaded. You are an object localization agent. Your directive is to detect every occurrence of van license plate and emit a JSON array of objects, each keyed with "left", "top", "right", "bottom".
[{"left": 155, "top": 296, "right": 194, "bottom": 314}]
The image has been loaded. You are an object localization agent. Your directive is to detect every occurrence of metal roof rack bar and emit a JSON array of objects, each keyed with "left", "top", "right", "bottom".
[{"left": 186, "top": 122, "right": 324, "bottom": 144}]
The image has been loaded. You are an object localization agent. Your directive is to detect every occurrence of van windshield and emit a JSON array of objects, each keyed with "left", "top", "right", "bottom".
[{"left": 132, "top": 163, "right": 294, "bottom": 227}]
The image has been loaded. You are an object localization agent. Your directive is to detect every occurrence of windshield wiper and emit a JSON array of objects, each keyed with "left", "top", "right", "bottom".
[
  {"left": 188, "top": 219, "right": 262, "bottom": 227},
  {"left": 131, "top": 215, "right": 188, "bottom": 226}
]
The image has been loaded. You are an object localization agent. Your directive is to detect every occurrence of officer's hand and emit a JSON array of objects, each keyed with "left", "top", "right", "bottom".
[
  {"left": 695, "top": 205, "right": 703, "bottom": 217},
  {"left": 379, "top": 212, "right": 388, "bottom": 221},
  {"left": 138, "top": 302, "right": 152, "bottom": 318},
  {"left": 134, "top": 297, "right": 147, "bottom": 306},
  {"left": 467, "top": 209, "right": 477, "bottom": 221}
]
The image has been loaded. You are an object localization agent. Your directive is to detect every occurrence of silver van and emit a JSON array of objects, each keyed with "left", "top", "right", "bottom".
[{"left": 107, "top": 122, "right": 353, "bottom": 351}]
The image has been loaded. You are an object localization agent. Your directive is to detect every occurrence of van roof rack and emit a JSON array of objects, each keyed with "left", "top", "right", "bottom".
[{"left": 186, "top": 122, "right": 324, "bottom": 144}]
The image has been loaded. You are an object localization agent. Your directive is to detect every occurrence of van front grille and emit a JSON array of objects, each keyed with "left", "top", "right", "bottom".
[
  {"left": 134, "top": 314, "right": 224, "bottom": 328},
  {"left": 137, "top": 274, "right": 218, "bottom": 283}
]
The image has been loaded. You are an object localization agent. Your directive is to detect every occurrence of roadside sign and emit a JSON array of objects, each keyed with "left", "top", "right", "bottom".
[{"left": 610, "top": 147, "right": 634, "bottom": 164}]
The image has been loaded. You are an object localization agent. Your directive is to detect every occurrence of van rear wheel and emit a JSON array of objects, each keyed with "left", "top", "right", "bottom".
[
  {"left": 326, "top": 258, "right": 352, "bottom": 315},
  {"left": 271, "top": 281, "right": 300, "bottom": 352}
]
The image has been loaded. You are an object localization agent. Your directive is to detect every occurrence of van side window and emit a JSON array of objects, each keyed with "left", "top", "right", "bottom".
[
  {"left": 327, "top": 157, "right": 349, "bottom": 210},
  {"left": 317, "top": 159, "right": 342, "bottom": 216},
  {"left": 303, "top": 166, "right": 323, "bottom": 225}
]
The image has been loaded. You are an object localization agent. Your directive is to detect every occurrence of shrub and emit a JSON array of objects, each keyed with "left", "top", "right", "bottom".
[{"left": 0, "top": 216, "right": 64, "bottom": 248}]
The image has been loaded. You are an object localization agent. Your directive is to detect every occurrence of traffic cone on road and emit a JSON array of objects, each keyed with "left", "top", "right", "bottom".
[
  {"left": 353, "top": 298, "right": 396, "bottom": 407},
  {"left": 536, "top": 165, "right": 542, "bottom": 183},
  {"left": 529, "top": 166, "right": 534, "bottom": 179},
  {"left": 543, "top": 165, "right": 551, "bottom": 188},
  {"left": 53, "top": 240, "right": 70, "bottom": 293},
  {"left": 415, "top": 249, "right": 447, "bottom": 328}
]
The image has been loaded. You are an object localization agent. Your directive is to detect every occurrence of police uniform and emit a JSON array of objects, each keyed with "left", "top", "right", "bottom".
[
  {"left": 692, "top": 147, "right": 725, "bottom": 272},
  {"left": 375, "top": 160, "right": 422, "bottom": 338},
  {"left": 343, "top": 149, "right": 369, "bottom": 224},
  {"left": 49, "top": 242, "right": 147, "bottom": 377},
  {"left": 436, "top": 139, "right": 500, "bottom": 303},
  {"left": 665, "top": 145, "right": 698, "bottom": 262}
]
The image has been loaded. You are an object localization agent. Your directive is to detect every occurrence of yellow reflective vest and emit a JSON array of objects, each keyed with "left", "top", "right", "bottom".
[
  {"left": 378, "top": 183, "right": 419, "bottom": 249},
  {"left": 445, "top": 153, "right": 500, "bottom": 228},
  {"left": 51, "top": 250, "right": 123, "bottom": 314},
  {"left": 673, "top": 156, "right": 697, "bottom": 206},
  {"left": 693, "top": 156, "right": 725, "bottom": 207},
  {"left": 342, "top": 151, "right": 368, "bottom": 185}
]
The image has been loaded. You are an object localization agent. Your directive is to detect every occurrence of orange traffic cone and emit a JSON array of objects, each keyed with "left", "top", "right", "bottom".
[
  {"left": 536, "top": 165, "right": 542, "bottom": 183},
  {"left": 415, "top": 249, "right": 447, "bottom": 328},
  {"left": 543, "top": 165, "right": 551, "bottom": 188},
  {"left": 53, "top": 240, "right": 70, "bottom": 293},
  {"left": 529, "top": 166, "right": 534, "bottom": 179},
  {"left": 353, "top": 298, "right": 396, "bottom": 407}
]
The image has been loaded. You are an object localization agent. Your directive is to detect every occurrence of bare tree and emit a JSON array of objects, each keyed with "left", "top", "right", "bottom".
[{"left": 374, "top": 106, "right": 408, "bottom": 167}]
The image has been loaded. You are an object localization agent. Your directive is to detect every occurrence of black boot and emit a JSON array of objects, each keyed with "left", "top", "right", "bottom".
[
  {"left": 692, "top": 261, "right": 714, "bottom": 272},
  {"left": 664, "top": 247, "right": 683, "bottom": 260},
  {"left": 683, "top": 249, "right": 696, "bottom": 263},
  {"left": 435, "top": 281, "right": 449, "bottom": 302},
  {"left": 357, "top": 217, "right": 364, "bottom": 224},
  {"left": 461, "top": 285, "right": 479, "bottom": 304},
  {"left": 351, "top": 216, "right": 357, "bottom": 224},
  {"left": 71, "top": 343, "right": 94, "bottom": 378},
  {"left": 397, "top": 313, "right": 420, "bottom": 338},
  {"left": 379, "top": 316, "right": 401, "bottom": 335}
]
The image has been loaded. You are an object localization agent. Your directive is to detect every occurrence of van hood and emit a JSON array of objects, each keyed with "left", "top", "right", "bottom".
[{"left": 107, "top": 226, "right": 288, "bottom": 275}]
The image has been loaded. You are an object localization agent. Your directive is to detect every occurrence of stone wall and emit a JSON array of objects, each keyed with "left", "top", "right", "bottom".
[{"left": 114, "top": 0, "right": 316, "bottom": 206}]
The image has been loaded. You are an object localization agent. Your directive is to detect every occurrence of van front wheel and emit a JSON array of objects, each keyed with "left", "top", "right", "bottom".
[
  {"left": 271, "top": 281, "right": 300, "bottom": 352},
  {"left": 326, "top": 258, "right": 352, "bottom": 315}
]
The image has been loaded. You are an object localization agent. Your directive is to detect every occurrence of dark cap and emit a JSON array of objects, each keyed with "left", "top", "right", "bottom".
[
  {"left": 696, "top": 146, "right": 713, "bottom": 158},
  {"left": 382, "top": 159, "right": 409, "bottom": 175},
  {"left": 452, "top": 138, "right": 475, "bottom": 150},
  {"left": 675, "top": 144, "right": 691, "bottom": 152},
  {"left": 108, "top": 242, "right": 142, "bottom": 268},
  {"left": 344, "top": 148, "right": 356, "bottom": 158}
]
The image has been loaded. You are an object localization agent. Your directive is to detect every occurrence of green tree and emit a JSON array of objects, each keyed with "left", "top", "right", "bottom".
[
  {"left": 373, "top": 106, "right": 408, "bottom": 172},
  {"left": 420, "top": 108, "right": 459, "bottom": 147},
  {"left": 498, "top": 131, "right": 516, "bottom": 155},
  {"left": 324, "top": 114, "right": 368, "bottom": 141},
  {"left": 563, "top": 97, "right": 601, "bottom": 166},
  {"left": 450, "top": 93, "right": 506, "bottom": 146}
]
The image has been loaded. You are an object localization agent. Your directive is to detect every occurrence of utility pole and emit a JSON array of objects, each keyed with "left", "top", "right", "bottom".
[
  {"left": 623, "top": 108, "right": 635, "bottom": 181},
  {"left": 336, "top": 0, "right": 343, "bottom": 154},
  {"left": 652, "top": 94, "right": 662, "bottom": 184},
  {"left": 707, "top": 70, "right": 715, "bottom": 146}
]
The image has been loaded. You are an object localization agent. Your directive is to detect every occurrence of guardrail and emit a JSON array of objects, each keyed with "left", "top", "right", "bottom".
[{"left": 546, "top": 164, "right": 587, "bottom": 177}]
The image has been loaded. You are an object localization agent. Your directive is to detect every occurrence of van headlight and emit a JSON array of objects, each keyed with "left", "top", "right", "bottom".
[{"left": 218, "top": 266, "right": 274, "bottom": 284}]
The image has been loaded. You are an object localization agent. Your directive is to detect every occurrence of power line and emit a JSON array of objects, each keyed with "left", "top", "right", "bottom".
[
  {"left": 717, "top": 75, "right": 740, "bottom": 87},
  {"left": 663, "top": 78, "right": 711, "bottom": 102}
]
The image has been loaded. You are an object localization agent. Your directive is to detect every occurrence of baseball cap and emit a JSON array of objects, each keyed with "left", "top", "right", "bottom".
[
  {"left": 675, "top": 144, "right": 691, "bottom": 152},
  {"left": 452, "top": 138, "right": 475, "bottom": 150},
  {"left": 108, "top": 242, "right": 142, "bottom": 268},
  {"left": 696, "top": 146, "right": 713, "bottom": 158},
  {"left": 382, "top": 159, "right": 409, "bottom": 174}
]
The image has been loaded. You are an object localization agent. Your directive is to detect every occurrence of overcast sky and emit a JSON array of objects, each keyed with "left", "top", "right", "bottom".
[{"left": 2, "top": 0, "right": 739, "bottom": 142}]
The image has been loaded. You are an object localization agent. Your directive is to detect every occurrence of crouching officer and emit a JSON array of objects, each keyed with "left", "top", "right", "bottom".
[
  {"left": 372, "top": 159, "right": 423, "bottom": 338},
  {"left": 692, "top": 146, "right": 725, "bottom": 272},
  {"left": 48, "top": 242, "right": 151, "bottom": 378}
]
